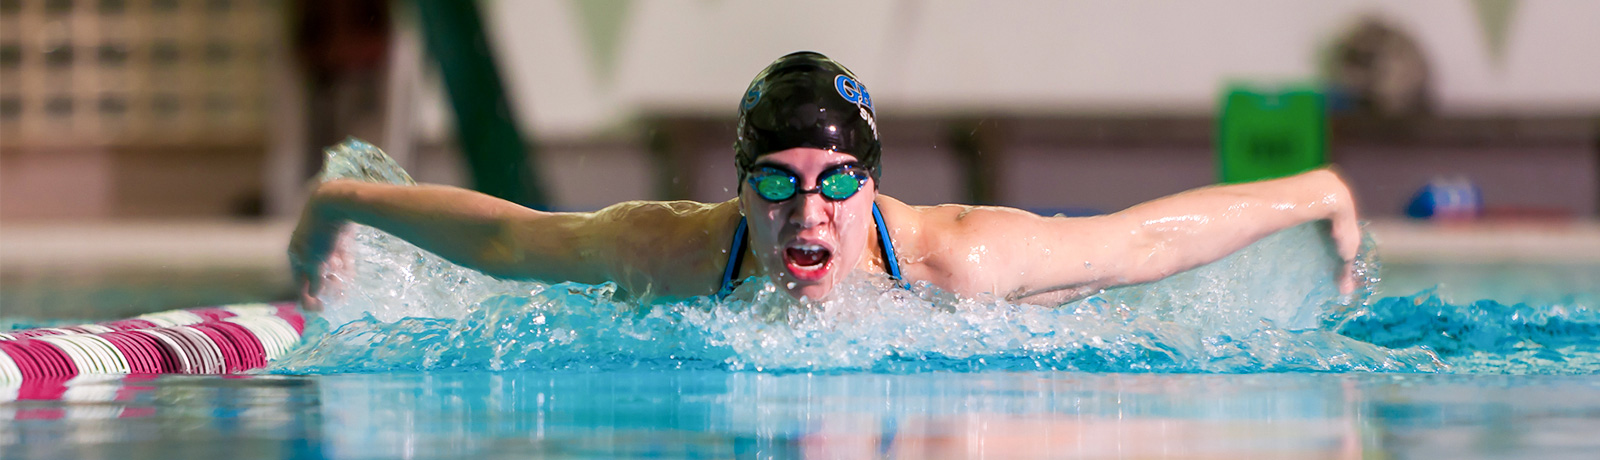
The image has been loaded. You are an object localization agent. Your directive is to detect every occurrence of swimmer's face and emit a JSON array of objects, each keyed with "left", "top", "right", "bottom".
[{"left": 739, "top": 147, "right": 877, "bottom": 301}]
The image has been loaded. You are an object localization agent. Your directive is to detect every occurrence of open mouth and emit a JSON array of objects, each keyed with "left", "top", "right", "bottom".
[{"left": 784, "top": 243, "right": 832, "bottom": 280}]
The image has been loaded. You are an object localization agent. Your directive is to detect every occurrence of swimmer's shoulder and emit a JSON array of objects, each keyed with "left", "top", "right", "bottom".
[
  {"left": 879, "top": 198, "right": 1089, "bottom": 295},
  {"left": 877, "top": 196, "right": 1042, "bottom": 234},
  {"left": 876, "top": 197, "right": 1066, "bottom": 265}
]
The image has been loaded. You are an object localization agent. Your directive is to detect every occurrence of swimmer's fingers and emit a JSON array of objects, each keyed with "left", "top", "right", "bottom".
[
  {"left": 290, "top": 250, "right": 324, "bottom": 311},
  {"left": 288, "top": 206, "right": 349, "bottom": 311},
  {"left": 1337, "top": 265, "right": 1357, "bottom": 296},
  {"left": 299, "top": 278, "right": 323, "bottom": 312},
  {"left": 288, "top": 244, "right": 322, "bottom": 311},
  {"left": 288, "top": 229, "right": 334, "bottom": 276},
  {"left": 301, "top": 237, "right": 354, "bottom": 312},
  {"left": 287, "top": 192, "right": 345, "bottom": 283},
  {"left": 1331, "top": 207, "right": 1361, "bottom": 296},
  {"left": 1320, "top": 168, "right": 1362, "bottom": 296}
]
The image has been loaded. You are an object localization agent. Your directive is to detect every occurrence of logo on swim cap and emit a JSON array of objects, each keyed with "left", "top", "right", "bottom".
[
  {"left": 742, "top": 80, "right": 765, "bottom": 111},
  {"left": 835, "top": 74, "right": 879, "bottom": 138},
  {"left": 834, "top": 75, "right": 873, "bottom": 112}
]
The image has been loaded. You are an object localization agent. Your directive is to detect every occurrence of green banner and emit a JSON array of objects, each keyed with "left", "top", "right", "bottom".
[{"left": 1217, "top": 87, "right": 1327, "bottom": 184}]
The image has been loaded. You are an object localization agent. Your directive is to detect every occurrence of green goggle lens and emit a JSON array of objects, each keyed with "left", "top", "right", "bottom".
[
  {"left": 753, "top": 174, "right": 797, "bottom": 201},
  {"left": 818, "top": 171, "right": 862, "bottom": 199},
  {"left": 746, "top": 165, "right": 867, "bottom": 202}
]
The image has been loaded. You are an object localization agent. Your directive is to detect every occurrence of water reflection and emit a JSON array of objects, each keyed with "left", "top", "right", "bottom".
[
  {"left": 4, "top": 371, "right": 1599, "bottom": 459},
  {"left": 3, "top": 374, "right": 323, "bottom": 459}
]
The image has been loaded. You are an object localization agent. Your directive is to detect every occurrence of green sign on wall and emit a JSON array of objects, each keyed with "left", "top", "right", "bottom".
[{"left": 1217, "top": 87, "right": 1327, "bottom": 184}]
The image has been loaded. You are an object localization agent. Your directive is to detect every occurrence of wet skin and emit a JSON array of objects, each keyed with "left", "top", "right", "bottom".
[
  {"left": 291, "top": 148, "right": 1361, "bottom": 308},
  {"left": 737, "top": 148, "right": 881, "bottom": 301}
]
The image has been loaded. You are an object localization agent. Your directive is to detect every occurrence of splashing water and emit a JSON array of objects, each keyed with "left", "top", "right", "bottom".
[{"left": 273, "top": 139, "right": 1600, "bottom": 375}]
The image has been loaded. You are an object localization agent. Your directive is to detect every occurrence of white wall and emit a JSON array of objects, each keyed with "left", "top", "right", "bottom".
[{"left": 460, "top": 0, "right": 1600, "bottom": 141}]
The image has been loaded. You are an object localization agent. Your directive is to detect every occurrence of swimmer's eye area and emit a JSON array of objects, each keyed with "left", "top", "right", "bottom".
[{"left": 746, "top": 164, "right": 869, "bottom": 202}]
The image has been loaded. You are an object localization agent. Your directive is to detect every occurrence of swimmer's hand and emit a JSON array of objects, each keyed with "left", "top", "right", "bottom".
[
  {"left": 288, "top": 181, "right": 349, "bottom": 312},
  {"left": 1320, "top": 169, "right": 1363, "bottom": 296}
]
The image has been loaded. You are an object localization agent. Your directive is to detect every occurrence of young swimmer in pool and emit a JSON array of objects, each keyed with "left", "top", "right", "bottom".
[{"left": 289, "top": 52, "right": 1362, "bottom": 310}]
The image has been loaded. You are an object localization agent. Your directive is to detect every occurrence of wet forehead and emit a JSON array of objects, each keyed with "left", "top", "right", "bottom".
[{"left": 750, "top": 147, "right": 858, "bottom": 172}]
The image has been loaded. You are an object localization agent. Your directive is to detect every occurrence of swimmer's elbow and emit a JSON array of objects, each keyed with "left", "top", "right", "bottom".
[
  {"left": 471, "top": 231, "right": 532, "bottom": 279},
  {"left": 1096, "top": 225, "right": 1184, "bottom": 287}
]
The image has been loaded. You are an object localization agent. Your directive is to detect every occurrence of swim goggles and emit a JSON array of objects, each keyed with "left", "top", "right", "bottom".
[{"left": 745, "top": 163, "right": 870, "bottom": 202}]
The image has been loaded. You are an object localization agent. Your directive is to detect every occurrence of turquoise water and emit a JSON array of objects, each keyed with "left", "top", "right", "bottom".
[
  {"left": 6, "top": 141, "right": 1600, "bottom": 458},
  {"left": 264, "top": 141, "right": 1600, "bottom": 376},
  {"left": 269, "top": 217, "right": 1599, "bottom": 376},
  {"left": 6, "top": 369, "right": 1600, "bottom": 458}
]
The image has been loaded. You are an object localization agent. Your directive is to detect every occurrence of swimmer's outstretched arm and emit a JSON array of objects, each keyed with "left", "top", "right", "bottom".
[
  {"left": 918, "top": 169, "right": 1360, "bottom": 300},
  {"left": 289, "top": 179, "right": 622, "bottom": 308}
]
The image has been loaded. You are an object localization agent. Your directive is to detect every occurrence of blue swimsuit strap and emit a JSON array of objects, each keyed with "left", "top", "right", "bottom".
[
  {"left": 718, "top": 203, "right": 905, "bottom": 298},
  {"left": 871, "top": 203, "right": 906, "bottom": 283},
  {"left": 717, "top": 217, "right": 749, "bottom": 299}
]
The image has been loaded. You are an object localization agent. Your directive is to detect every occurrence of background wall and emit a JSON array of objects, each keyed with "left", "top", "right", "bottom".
[
  {"left": 3, "top": 0, "right": 1596, "bottom": 219},
  {"left": 1, "top": 0, "right": 1596, "bottom": 318},
  {"left": 469, "top": 0, "right": 1600, "bottom": 141}
]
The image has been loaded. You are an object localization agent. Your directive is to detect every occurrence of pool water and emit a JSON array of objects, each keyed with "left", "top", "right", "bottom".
[
  {"left": 5, "top": 369, "right": 1599, "bottom": 458},
  {"left": 6, "top": 140, "right": 1600, "bottom": 458}
]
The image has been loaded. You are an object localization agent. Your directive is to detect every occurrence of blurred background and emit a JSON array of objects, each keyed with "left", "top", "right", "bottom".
[{"left": 2, "top": 0, "right": 1597, "bottom": 319}]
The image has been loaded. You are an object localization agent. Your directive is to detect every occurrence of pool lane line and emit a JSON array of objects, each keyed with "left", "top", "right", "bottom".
[
  {"left": 35, "top": 336, "right": 98, "bottom": 376},
  {"left": 135, "top": 329, "right": 195, "bottom": 375},
  {"left": 189, "top": 324, "right": 239, "bottom": 373},
  {"left": 2, "top": 302, "right": 300, "bottom": 340},
  {"left": 227, "top": 316, "right": 292, "bottom": 361},
  {"left": 137, "top": 310, "right": 206, "bottom": 328},
  {"left": 63, "top": 335, "right": 113, "bottom": 375},
  {"left": 99, "top": 332, "right": 149, "bottom": 375},
  {"left": 78, "top": 334, "right": 131, "bottom": 374},
  {"left": 164, "top": 327, "right": 215, "bottom": 374},
  {"left": 60, "top": 335, "right": 116, "bottom": 375},
  {"left": 221, "top": 317, "right": 276, "bottom": 363},
  {"left": 174, "top": 326, "right": 226, "bottom": 374},
  {"left": 210, "top": 321, "right": 268, "bottom": 369},
  {"left": 40, "top": 336, "right": 98, "bottom": 375},
  {"left": 0, "top": 341, "right": 41, "bottom": 380},
  {"left": 1, "top": 302, "right": 308, "bottom": 379},
  {"left": 22, "top": 338, "right": 76, "bottom": 378},
  {"left": 0, "top": 342, "right": 24, "bottom": 381},
  {"left": 194, "top": 326, "right": 237, "bottom": 373},
  {"left": 122, "top": 330, "right": 174, "bottom": 374}
]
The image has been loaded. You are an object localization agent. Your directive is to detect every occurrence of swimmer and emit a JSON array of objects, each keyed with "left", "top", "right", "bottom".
[{"left": 289, "top": 51, "right": 1361, "bottom": 309}]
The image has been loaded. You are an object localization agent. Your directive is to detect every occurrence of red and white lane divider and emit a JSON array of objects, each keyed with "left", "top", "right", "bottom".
[{"left": 0, "top": 303, "right": 306, "bottom": 382}]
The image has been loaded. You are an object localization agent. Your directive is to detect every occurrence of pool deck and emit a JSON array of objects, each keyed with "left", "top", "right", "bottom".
[
  {"left": 1367, "top": 219, "right": 1600, "bottom": 264},
  {"left": 3, "top": 218, "right": 1599, "bottom": 276}
]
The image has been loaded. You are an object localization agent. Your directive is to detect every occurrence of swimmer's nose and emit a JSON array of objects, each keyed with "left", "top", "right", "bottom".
[{"left": 792, "top": 192, "right": 830, "bottom": 228}]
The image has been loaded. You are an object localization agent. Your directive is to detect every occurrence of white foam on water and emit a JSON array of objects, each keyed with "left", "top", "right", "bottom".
[{"left": 274, "top": 139, "right": 1461, "bottom": 374}]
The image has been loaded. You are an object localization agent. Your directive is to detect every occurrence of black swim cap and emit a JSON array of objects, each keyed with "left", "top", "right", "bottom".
[{"left": 735, "top": 51, "right": 882, "bottom": 180}]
